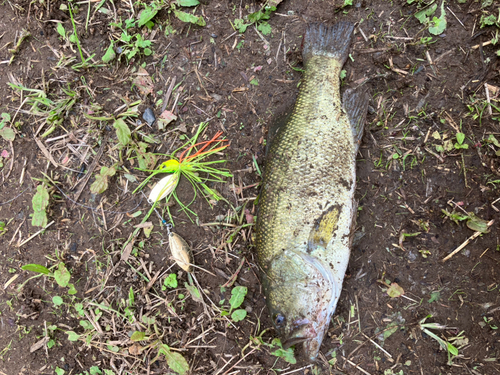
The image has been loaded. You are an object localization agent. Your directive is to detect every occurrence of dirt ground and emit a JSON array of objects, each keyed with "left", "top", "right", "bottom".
[{"left": 1, "top": 0, "right": 500, "bottom": 374}]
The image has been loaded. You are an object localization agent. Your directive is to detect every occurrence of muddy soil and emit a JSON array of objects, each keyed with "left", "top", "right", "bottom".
[{"left": 1, "top": 0, "right": 500, "bottom": 374}]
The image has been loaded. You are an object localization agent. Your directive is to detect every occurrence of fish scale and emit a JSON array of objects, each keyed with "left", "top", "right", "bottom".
[{"left": 255, "top": 22, "right": 368, "bottom": 360}]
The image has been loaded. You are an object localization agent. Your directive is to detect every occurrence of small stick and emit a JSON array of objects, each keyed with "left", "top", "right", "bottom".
[
  {"left": 424, "top": 147, "right": 444, "bottom": 163},
  {"left": 100, "top": 201, "right": 107, "bottom": 230},
  {"left": 442, "top": 220, "right": 494, "bottom": 262},
  {"left": 447, "top": 6, "right": 466, "bottom": 30},
  {"left": 342, "top": 356, "right": 372, "bottom": 375},
  {"left": 161, "top": 76, "right": 175, "bottom": 113},
  {"left": 281, "top": 365, "right": 314, "bottom": 375},
  {"left": 361, "top": 332, "right": 393, "bottom": 359},
  {"left": 222, "top": 31, "right": 237, "bottom": 43},
  {"left": 4, "top": 140, "right": 14, "bottom": 179},
  {"left": 485, "top": 83, "right": 493, "bottom": 116},
  {"left": 472, "top": 40, "right": 492, "bottom": 50},
  {"left": 220, "top": 348, "right": 257, "bottom": 375},
  {"left": 358, "top": 27, "right": 369, "bottom": 42},
  {"left": 34, "top": 137, "right": 58, "bottom": 168},
  {"left": 18, "top": 220, "right": 55, "bottom": 247}
]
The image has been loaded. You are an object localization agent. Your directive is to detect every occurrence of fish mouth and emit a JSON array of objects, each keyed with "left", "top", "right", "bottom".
[
  {"left": 282, "top": 321, "right": 317, "bottom": 349},
  {"left": 282, "top": 336, "right": 309, "bottom": 348}
]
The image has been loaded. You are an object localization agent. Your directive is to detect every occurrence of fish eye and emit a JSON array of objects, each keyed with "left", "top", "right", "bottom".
[{"left": 273, "top": 313, "right": 285, "bottom": 327}]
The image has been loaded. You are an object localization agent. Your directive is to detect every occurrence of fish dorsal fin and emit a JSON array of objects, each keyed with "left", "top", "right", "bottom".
[
  {"left": 343, "top": 87, "right": 369, "bottom": 155},
  {"left": 265, "top": 108, "right": 293, "bottom": 156},
  {"left": 308, "top": 206, "right": 341, "bottom": 252}
]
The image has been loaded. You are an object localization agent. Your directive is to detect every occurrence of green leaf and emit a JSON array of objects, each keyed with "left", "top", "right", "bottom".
[
  {"left": 229, "top": 286, "right": 247, "bottom": 310},
  {"left": 415, "top": 3, "right": 437, "bottom": 24},
  {"left": 487, "top": 134, "right": 500, "bottom": 147},
  {"left": 429, "top": 1, "right": 446, "bottom": 35},
  {"left": 0, "top": 127, "right": 15, "bottom": 141},
  {"left": 55, "top": 367, "right": 65, "bottom": 375},
  {"left": 480, "top": 14, "right": 497, "bottom": 28},
  {"left": 69, "top": 33, "right": 78, "bottom": 44},
  {"left": 54, "top": 263, "right": 71, "bottom": 287},
  {"left": 89, "top": 367, "right": 102, "bottom": 375},
  {"left": 52, "top": 296, "right": 64, "bottom": 306},
  {"left": 177, "top": 0, "right": 200, "bottom": 5},
  {"left": 163, "top": 348, "right": 190, "bottom": 375},
  {"left": 185, "top": 283, "right": 203, "bottom": 303},
  {"left": 248, "top": 6, "right": 276, "bottom": 23},
  {"left": 428, "top": 291, "right": 440, "bottom": 303},
  {"left": 271, "top": 347, "right": 296, "bottom": 364},
  {"left": 164, "top": 273, "right": 178, "bottom": 288},
  {"left": 113, "top": 118, "right": 131, "bottom": 148},
  {"left": 90, "top": 166, "right": 116, "bottom": 194},
  {"left": 250, "top": 78, "right": 259, "bottom": 86},
  {"left": 447, "top": 342, "right": 459, "bottom": 356},
  {"left": 128, "top": 286, "right": 135, "bottom": 306},
  {"left": 456, "top": 132, "right": 465, "bottom": 145},
  {"left": 138, "top": 5, "right": 159, "bottom": 27},
  {"left": 467, "top": 214, "right": 490, "bottom": 233},
  {"left": 21, "top": 263, "right": 50, "bottom": 275},
  {"left": 234, "top": 19, "right": 249, "bottom": 33},
  {"left": 343, "top": 0, "right": 353, "bottom": 6},
  {"left": 231, "top": 309, "right": 247, "bottom": 322},
  {"left": 429, "top": 16, "right": 446, "bottom": 35},
  {"left": 32, "top": 185, "right": 49, "bottom": 227},
  {"left": 174, "top": 10, "right": 206, "bottom": 26},
  {"left": 102, "top": 42, "right": 116, "bottom": 63},
  {"left": 67, "top": 283, "right": 77, "bottom": 295},
  {"left": 66, "top": 331, "right": 80, "bottom": 341},
  {"left": 56, "top": 23, "right": 66, "bottom": 38},
  {"left": 130, "top": 331, "right": 147, "bottom": 341},
  {"left": 257, "top": 21, "right": 272, "bottom": 35},
  {"left": 80, "top": 320, "right": 93, "bottom": 330}
]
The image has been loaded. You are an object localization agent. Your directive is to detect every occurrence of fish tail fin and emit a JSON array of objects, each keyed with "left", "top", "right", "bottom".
[
  {"left": 343, "top": 87, "right": 369, "bottom": 155},
  {"left": 302, "top": 22, "right": 354, "bottom": 65}
]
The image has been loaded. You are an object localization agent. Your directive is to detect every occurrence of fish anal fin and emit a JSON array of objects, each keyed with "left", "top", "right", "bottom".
[{"left": 343, "top": 87, "right": 369, "bottom": 154}]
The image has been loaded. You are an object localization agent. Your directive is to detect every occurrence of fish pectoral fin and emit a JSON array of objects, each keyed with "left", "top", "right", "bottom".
[
  {"left": 343, "top": 87, "right": 369, "bottom": 155},
  {"left": 308, "top": 206, "right": 340, "bottom": 251}
]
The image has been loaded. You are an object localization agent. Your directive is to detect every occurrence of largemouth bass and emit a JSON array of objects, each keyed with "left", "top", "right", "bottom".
[{"left": 255, "top": 22, "right": 368, "bottom": 361}]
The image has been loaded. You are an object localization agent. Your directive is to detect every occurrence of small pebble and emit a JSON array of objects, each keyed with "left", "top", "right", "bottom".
[{"left": 142, "top": 108, "right": 156, "bottom": 126}]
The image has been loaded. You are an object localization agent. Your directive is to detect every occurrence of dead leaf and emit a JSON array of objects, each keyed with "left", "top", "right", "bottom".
[
  {"left": 245, "top": 209, "right": 254, "bottom": 224},
  {"left": 121, "top": 239, "right": 135, "bottom": 262},
  {"left": 30, "top": 336, "right": 49, "bottom": 353},
  {"left": 128, "top": 343, "right": 144, "bottom": 355},
  {"left": 157, "top": 110, "right": 177, "bottom": 130},
  {"left": 133, "top": 67, "right": 154, "bottom": 96},
  {"left": 387, "top": 283, "right": 405, "bottom": 298},
  {"left": 134, "top": 222, "right": 153, "bottom": 229}
]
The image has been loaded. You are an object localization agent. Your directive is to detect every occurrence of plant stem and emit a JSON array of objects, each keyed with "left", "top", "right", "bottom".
[{"left": 68, "top": 3, "right": 86, "bottom": 66}]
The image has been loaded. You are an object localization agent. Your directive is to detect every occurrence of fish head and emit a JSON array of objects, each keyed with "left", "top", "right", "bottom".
[{"left": 262, "top": 249, "right": 338, "bottom": 361}]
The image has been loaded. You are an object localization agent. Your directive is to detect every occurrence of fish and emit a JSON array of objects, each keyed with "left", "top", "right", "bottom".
[{"left": 255, "top": 21, "right": 369, "bottom": 361}]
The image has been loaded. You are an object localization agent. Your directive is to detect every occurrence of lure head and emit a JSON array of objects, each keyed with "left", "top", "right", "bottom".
[
  {"left": 160, "top": 159, "right": 180, "bottom": 172},
  {"left": 262, "top": 250, "right": 338, "bottom": 361}
]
